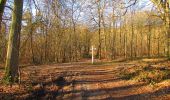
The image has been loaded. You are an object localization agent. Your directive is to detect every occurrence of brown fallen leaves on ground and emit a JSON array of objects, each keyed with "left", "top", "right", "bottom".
[{"left": 0, "top": 59, "right": 169, "bottom": 100}]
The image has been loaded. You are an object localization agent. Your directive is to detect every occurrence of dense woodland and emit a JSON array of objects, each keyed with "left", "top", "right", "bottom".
[
  {"left": 0, "top": 0, "right": 170, "bottom": 99},
  {"left": 0, "top": 0, "right": 170, "bottom": 81}
]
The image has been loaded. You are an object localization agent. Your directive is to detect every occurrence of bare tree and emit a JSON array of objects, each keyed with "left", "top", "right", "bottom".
[{"left": 151, "top": 0, "right": 170, "bottom": 58}]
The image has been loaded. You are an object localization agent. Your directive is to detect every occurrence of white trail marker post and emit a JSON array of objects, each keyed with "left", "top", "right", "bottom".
[{"left": 92, "top": 46, "right": 94, "bottom": 64}]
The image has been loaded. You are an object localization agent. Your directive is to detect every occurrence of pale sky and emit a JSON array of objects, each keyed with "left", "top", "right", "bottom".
[{"left": 138, "top": 0, "right": 153, "bottom": 10}]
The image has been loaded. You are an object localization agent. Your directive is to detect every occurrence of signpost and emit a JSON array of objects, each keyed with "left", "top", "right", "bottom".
[
  {"left": 91, "top": 45, "right": 96, "bottom": 64},
  {"left": 92, "top": 46, "right": 94, "bottom": 64}
]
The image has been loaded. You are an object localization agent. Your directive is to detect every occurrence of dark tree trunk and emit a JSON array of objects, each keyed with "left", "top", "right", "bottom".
[
  {"left": 0, "top": 0, "right": 6, "bottom": 32},
  {"left": 4, "top": 0, "right": 23, "bottom": 83}
]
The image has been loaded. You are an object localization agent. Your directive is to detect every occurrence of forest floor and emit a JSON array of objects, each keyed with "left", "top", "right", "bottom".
[{"left": 0, "top": 58, "right": 170, "bottom": 100}]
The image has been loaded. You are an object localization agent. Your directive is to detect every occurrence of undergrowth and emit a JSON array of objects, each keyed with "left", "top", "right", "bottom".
[{"left": 120, "top": 65, "right": 170, "bottom": 84}]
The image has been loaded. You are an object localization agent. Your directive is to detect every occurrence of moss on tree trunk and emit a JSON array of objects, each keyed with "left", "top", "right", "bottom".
[{"left": 3, "top": 0, "right": 23, "bottom": 84}]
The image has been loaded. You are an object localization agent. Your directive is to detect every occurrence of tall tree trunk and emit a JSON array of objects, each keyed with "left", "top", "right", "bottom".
[
  {"left": 131, "top": 18, "right": 134, "bottom": 59},
  {"left": 98, "top": 24, "right": 102, "bottom": 60},
  {"left": 4, "top": 0, "right": 23, "bottom": 83},
  {"left": 167, "top": 22, "right": 170, "bottom": 58},
  {"left": 30, "top": 26, "right": 35, "bottom": 64},
  {"left": 0, "top": 0, "right": 6, "bottom": 63},
  {"left": 165, "top": 0, "right": 170, "bottom": 58},
  {"left": 150, "top": 0, "right": 170, "bottom": 58},
  {"left": 0, "top": 0, "right": 6, "bottom": 33},
  {"left": 147, "top": 32, "right": 151, "bottom": 58},
  {"left": 135, "top": 33, "right": 138, "bottom": 57},
  {"left": 157, "top": 36, "right": 160, "bottom": 57},
  {"left": 119, "top": 18, "right": 122, "bottom": 57},
  {"left": 44, "top": 25, "right": 48, "bottom": 63},
  {"left": 97, "top": 0, "right": 102, "bottom": 60},
  {"left": 124, "top": 29, "right": 127, "bottom": 58},
  {"left": 130, "top": 8, "right": 135, "bottom": 59},
  {"left": 140, "top": 31, "right": 143, "bottom": 57},
  {"left": 111, "top": 6, "right": 116, "bottom": 59}
]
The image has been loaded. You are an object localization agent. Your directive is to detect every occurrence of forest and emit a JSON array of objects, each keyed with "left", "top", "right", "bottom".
[{"left": 0, "top": 0, "right": 170, "bottom": 99}]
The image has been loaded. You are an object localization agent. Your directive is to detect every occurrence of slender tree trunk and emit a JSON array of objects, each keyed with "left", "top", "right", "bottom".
[
  {"left": 44, "top": 25, "right": 48, "bottom": 63},
  {"left": 97, "top": 1, "right": 102, "bottom": 60},
  {"left": 111, "top": 6, "right": 116, "bottom": 59},
  {"left": 103, "top": 19, "right": 107, "bottom": 59},
  {"left": 98, "top": 14, "right": 102, "bottom": 60},
  {"left": 4, "top": 0, "right": 23, "bottom": 83},
  {"left": 135, "top": 33, "right": 138, "bottom": 57},
  {"left": 98, "top": 25, "right": 102, "bottom": 60},
  {"left": 30, "top": 26, "right": 35, "bottom": 63},
  {"left": 124, "top": 29, "right": 127, "bottom": 58},
  {"left": 131, "top": 19, "right": 134, "bottom": 59},
  {"left": 167, "top": 25, "right": 170, "bottom": 58},
  {"left": 130, "top": 8, "right": 134, "bottom": 59},
  {"left": 119, "top": 19, "right": 122, "bottom": 57},
  {"left": 157, "top": 37, "right": 160, "bottom": 57},
  {"left": 27, "top": 2, "right": 36, "bottom": 64},
  {"left": 147, "top": 24, "right": 151, "bottom": 58},
  {"left": 165, "top": 0, "right": 170, "bottom": 58},
  {"left": 140, "top": 31, "right": 143, "bottom": 57},
  {"left": 112, "top": 27, "right": 116, "bottom": 59}
]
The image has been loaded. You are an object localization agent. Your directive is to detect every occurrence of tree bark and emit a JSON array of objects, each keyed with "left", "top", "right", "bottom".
[
  {"left": 147, "top": 24, "right": 152, "bottom": 58},
  {"left": 130, "top": 11, "right": 134, "bottom": 59},
  {"left": 165, "top": 0, "right": 170, "bottom": 58},
  {"left": 0, "top": 0, "right": 7, "bottom": 33},
  {"left": 98, "top": 1, "right": 102, "bottom": 60},
  {"left": 4, "top": 0, "right": 23, "bottom": 83}
]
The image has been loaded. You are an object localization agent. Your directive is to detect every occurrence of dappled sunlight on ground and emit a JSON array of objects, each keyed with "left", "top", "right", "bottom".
[{"left": 0, "top": 59, "right": 170, "bottom": 99}]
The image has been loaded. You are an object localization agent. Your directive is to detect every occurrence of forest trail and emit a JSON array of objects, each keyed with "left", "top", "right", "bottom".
[
  {"left": 0, "top": 60, "right": 170, "bottom": 100},
  {"left": 53, "top": 61, "right": 169, "bottom": 100}
]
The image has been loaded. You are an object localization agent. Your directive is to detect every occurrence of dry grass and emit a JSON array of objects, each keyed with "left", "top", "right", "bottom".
[{"left": 120, "top": 60, "right": 170, "bottom": 84}]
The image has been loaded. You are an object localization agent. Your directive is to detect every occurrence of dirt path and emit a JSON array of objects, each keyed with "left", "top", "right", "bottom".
[
  {"left": 0, "top": 61, "right": 170, "bottom": 100},
  {"left": 40, "top": 61, "right": 170, "bottom": 100}
]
